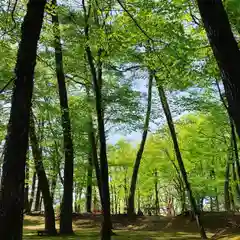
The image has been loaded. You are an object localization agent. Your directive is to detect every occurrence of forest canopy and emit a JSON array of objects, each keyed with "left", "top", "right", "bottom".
[{"left": 1, "top": 0, "right": 240, "bottom": 240}]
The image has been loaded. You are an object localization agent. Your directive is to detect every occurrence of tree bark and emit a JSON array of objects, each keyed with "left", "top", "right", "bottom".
[
  {"left": 30, "top": 112, "right": 57, "bottom": 235},
  {"left": 52, "top": 0, "right": 74, "bottom": 234},
  {"left": 0, "top": 0, "right": 46, "bottom": 238},
  {"left": 128, "top": 70, "right": 153, "bottom": 215},
  {"left": 156, "top": 78, "right": 207, "bottom": 239},
  {"left": 196, "top": 0, "right": 240, "bottom": 138}
]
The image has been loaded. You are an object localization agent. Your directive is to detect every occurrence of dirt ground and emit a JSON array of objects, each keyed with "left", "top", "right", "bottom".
[{"left": 23, "top": 212, "right": 240, "bottom": 239}]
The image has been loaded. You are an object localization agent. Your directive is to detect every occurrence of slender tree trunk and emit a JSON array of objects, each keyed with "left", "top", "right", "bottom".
[
  {"left": 29, "top": 171, "right": 37, "bottom": 212},
  {"left": 30, "top": 112, "right": 57, "bottom": 235},
  {"left": 128, "top": 71, "right": 153, "bottom": 215},
  {"left": 34, "top": 180, "right": 41, "bottom": 211},
  {"left": 52, "top": 0, "right": 74, "bottom": 234},
  {"left": 83, "top": 3, "right": 112, "bottom": 238},
  {"left": 0, "top": 0, "right": 46, "bottom": 237},
  {"left": 86, "top": 87, "right": 103, "bottom": 204},
  {"left": 24, "top": 159, "right": 30, "bottom": 213},
  {"left": 196, "top": 0, "right": 240, "bottom": 137},
  {"left": 86, "top": 151, "right": 93, "bottom": 213},
  {"left": 156, "top": 79, "right": 207, "bottom": 239}
]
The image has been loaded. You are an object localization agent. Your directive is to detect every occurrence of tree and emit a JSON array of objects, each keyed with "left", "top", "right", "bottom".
[
  {"left": 127, "top": 69, "right": 153, "bottom": 215},
  {"left": 155, "top": 75, "right": 207, "bottom": 239},
  {"left": 196, "top": 0, "right": 240, "bottom": 138},
  {"left": 0, "top": 0, "right": 47, "bottom": 238},
  {"left": 29, "top": 111, "right": 57, "bottom": 235},
  {"left": 52, "top": 0, "right": 74, "bottom": 234}
]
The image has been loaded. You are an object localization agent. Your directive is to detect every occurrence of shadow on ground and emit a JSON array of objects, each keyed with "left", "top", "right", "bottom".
[{"left": 23, "top": 212, "right": 240, "bottom": 239}]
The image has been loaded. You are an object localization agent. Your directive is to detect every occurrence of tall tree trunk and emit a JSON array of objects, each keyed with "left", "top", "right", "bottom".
[
  {"left": 29, "top": 171, "right": 37, "bottom": 212},
  {"left": 52, "top": 0, "right": 74, "bottom": 234},
  {"left": 155, "top": 78, "right": 207, "bottom": 239},
  {"left": 196, "top": 0, "right": 240, "bottom": 137},
  {"left": 34, "top": 180, "right": 41, "bottom": 211},
  {"left": 29, "top": 112, "right": 57, "bottom": 235},
  {"left": 86, "top": 151, "right": 93, "bottom": 213},
  {"left": 86, "top": 87, "right": 103, "bottom": 205},
  {"left": 24, "top": 159, "right": 30, "bottom": 213},
  {"left": 0, "top": 0, "right": 46, "bottom": 237},
  {"left": 83, "top": 3, "right": 112, "bottom": 238},
  {"left": 128, "top": 71, "right": 153, "bottom": 215}
]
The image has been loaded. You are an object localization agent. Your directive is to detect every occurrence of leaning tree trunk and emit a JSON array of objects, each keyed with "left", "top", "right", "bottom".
[
  {"left": 0, "top": 0, "right": 46, "bottom": 238},
  {"left": 155, "top": 77, "right": 207, "bottom": 239},
  {"left": 128, "top": 70, "right": 153, "bottom": 216},
  {"left": 52, "top": 0, "right": 74, "bottom": 234},
  {"left": 83, "top": 2, "right": 112, "bottom": 238},
  {"left": 196, "top": 0, "right": 240, "bottom": 138},
  {"left": 29, "top": 112, "right": 57, "bottom": 235}
]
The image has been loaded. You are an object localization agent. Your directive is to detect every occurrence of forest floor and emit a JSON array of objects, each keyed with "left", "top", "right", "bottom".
[{"left": 23, "top": 212, "right": 240, "bottom": 239}]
